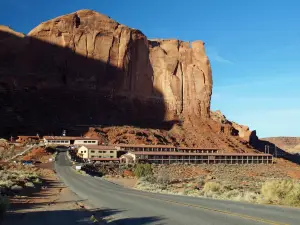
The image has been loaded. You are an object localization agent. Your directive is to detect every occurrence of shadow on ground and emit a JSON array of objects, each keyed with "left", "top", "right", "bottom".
[
  {"left": 3, "top": 208, "right": 164, "bottom": 225},
  {"left": 255, "top": 139, "right": 300, "bottom": 165}
]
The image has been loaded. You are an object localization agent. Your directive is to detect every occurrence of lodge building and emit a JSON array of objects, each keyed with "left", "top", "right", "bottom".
[
  {"left": 43, "top": 136, "right": 99, "bottom": 146},
  {"left": 120, "top": 152, "right": 273, "bottom": 165}
]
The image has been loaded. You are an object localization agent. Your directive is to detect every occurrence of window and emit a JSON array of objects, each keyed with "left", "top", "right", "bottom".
[
  {"left": 81, "top": 151, "right": 83, "bottom": 153},
  {"left": 91, "top": 150, "right": 95, "bottom": 153},
  {"left": 110, "top": 151, "right": 114, "bottom": 153},
  {"left": 110, "top": 156, "right": 113, "bottom": 158},
  {"left": 84, "top": 151, "right": 86, "bottom": 153},
  {"left": 84, "top": 141, "right": 87, "bottom": 143},
  {"left": 92, "top": 141, "right": 96, "bottom": 143},
  {"left": 88, "top": 141, "right": 91, "bottom": 143},
  {"left": 98, "top": 151, "right": 102, "bottom": 153},
  {"left": 91, "top": 155, "right": 95, "bottom": 158}
]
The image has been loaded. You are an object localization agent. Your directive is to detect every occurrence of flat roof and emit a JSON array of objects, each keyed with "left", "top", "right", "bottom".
[
  {"left": 129, "top": 151, "right": 272, "bottom": 156},
  {"left": 43, "top": 136, "right": 99, "bottom": 141},
  {"left": 89, "top": 158, "right": 120, "bottom": 161},
  {"left": 17, "top": 136, "right": 40, "bottom": 138},
  {"left": 117, "top": 144, "right": 176, "bottom": 148}
]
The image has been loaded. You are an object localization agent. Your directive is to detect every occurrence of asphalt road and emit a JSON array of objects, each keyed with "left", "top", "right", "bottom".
[{"left": 55, "top": 152, "right": 300, "bottom": 225}]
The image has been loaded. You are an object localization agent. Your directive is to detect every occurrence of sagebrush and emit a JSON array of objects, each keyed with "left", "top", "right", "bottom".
[{"left": 261, "top": 180, "right": 300, "bottom": 206}]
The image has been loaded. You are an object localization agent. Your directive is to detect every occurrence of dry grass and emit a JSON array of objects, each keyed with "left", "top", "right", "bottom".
[
  {"left": 260, "top": 180, "right": 300, "bottom": 206},
  {"left": 203, "top": 182, "right": 222, "bottom": 193},
  {"left": 136, "top": 177, "right": 300, "bottom": 207}
]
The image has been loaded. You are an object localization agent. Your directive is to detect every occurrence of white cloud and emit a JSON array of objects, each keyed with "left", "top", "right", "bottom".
[
  {"left": 213, "top": 54, "right": 234, "bottom": 64},
  {"left": 206, "top": 46, "right": 233, "bottom": 64}
]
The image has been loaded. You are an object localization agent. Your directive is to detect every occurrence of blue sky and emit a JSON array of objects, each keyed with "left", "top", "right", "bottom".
[{"left": 0, "top": 0, "right": 299, "bottom": 137}]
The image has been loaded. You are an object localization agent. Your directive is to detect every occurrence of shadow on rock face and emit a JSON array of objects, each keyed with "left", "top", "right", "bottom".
[{"left": 0, "top": 29, "right": 178, "bottom": 137}]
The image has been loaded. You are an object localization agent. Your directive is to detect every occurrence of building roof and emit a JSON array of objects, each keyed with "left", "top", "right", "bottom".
[
  {"left": 128, "top": 151, "right": 272, "bottom": 156},
  {"left": 117, "top": 144, "right": 176, "bottom": 148},
  {"left": 43, "top": 136, "right": 99, "bottom": 141},
  {"left": 17, "top": 136, "right": 40, "bottom": 138},
  {"left": 89, "top": 158, "right": 120, "bottom": 161}
]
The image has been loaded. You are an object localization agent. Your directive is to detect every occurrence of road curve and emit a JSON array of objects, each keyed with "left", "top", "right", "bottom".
[{"left": 55, "top": 152, "right": 300, "bottom": 225}]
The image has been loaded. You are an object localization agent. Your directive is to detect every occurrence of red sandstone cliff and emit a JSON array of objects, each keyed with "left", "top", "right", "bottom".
[
  {"left": 0, "top": 10, "right": 212, "bottom": 136},
  {"left": 0, "top": 10, "right": 260, "bottom": 153},
  {"left": 25, "top": 10, "right": 212, "bottom": 119}
]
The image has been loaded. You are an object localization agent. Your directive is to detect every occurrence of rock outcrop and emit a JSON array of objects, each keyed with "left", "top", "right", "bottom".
[
  {"left": 0, "top": 10, "right": 212, "bottom": 136},
  {"left": 210, "top": 110, "right": 258, "bottom": 145}
]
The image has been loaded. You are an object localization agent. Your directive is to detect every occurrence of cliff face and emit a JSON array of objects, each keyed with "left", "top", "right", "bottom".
[
  {"left": 28, "top": 10, "right": 212, "bottom": 118},
  {"left": 0, "top": 10, "right": 212, "bottom": 136}
]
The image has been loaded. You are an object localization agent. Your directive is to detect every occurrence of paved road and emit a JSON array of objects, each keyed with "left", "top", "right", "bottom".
[{"left": 55, "top": 152, "right": 300, "bottom": 225}]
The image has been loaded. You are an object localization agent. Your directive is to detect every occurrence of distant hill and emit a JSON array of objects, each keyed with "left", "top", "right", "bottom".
[{"left": 262, "top": 137, "right": 300, "bottom": 154}]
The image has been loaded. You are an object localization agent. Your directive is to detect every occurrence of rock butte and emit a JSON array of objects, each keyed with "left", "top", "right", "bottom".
[
  {"left": 28, "top": 10, "right": 212, "bottom": 118},
  {"left": 0, "top": 9, "right": 258, "bottom": 152}
]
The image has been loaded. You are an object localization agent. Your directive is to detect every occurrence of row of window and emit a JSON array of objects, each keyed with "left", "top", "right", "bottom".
[
  {"left": 138, "top": 155, "right": 271, "bottom": 160},
  {"left": 91, "top": 155, "right": 114, "bottom": 158},
  {"left": 90, "top": 150, "right": 115, "bottom": 153},
  {"left": 47, "top": 140, "right": 97, "bottom": 143},
  {"left": 48, "top": 140, "right": 69, "bottom": 143},
  {"left": 122, "top": 147, "right": 217, "bottom": 153}
]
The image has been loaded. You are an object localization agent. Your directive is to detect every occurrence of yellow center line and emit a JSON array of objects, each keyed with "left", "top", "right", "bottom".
[{"left": 122, "top": 192, "right": 289, "bottom": 225}]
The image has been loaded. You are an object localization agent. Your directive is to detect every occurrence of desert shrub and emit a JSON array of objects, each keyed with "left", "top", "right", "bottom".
[
  {"left": 156, "top": 170, "right": 171, "bottom": 185},
  {"left": 25, "top": 182, "right": 35, "bottom": 188},
  {"left": 284, "top": 183, "right": 300, "bottom": 206},
  {"left": 222, "top": 189, "right": 241, "bottom": 199},
  {"left": 0, "top": 180, "right": 14, "bottom": 188},
  {"left": 203, "top": 182, "right": 222, "bottom": 194},
  {"left": 134, "top": 164, "right": 153, "bottom": 178},
  {"left": 139, "top": 175, "right": 156, "bottom": 183},
  {"left": 243, "top": 191, "right": 259, "bottom": 203},
  {"left": 0, "top": 196, "right": 9, "bottom": 218},
  {"left": 261, "top": 180, "right": 300, "bottom": 206},
  {"left": 32, "top": 178, "right": 42, "bottom": 184}
]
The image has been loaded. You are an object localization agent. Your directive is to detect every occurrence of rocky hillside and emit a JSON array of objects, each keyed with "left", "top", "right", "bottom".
[
  {"left": 262, "top": 137, "right": 300, "bottom": 154},
  {"left": 0, "top": 9, "right": 262, "bottom": 153}
]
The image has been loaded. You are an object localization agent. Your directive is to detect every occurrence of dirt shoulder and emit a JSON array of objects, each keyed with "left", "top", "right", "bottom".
[{"left": 2, "top": 159, "right": 110, "bottom": 225}]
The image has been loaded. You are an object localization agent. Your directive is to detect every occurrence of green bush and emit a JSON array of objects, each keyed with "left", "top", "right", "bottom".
[
  {"left": 134, "top": 164, "right": 153, "bottom": 178},
  {"left": 261, "top": 180, "right": 300, "bottom": 206}
]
